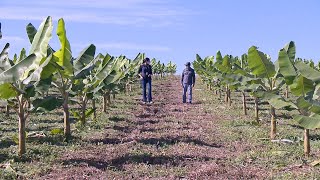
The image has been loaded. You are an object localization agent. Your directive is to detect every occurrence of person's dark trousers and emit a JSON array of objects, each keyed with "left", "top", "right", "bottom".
[
  {"left": 182, "top": 84, "right": 192, "bottom": 103},
  {"left": 141, "top": 79, "right": 152, "bottom": 102}
]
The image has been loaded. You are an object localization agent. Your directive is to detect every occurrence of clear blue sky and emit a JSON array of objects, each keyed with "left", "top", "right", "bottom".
[{"left": 1, "top": 0, "right": 320, "bottom": 73}]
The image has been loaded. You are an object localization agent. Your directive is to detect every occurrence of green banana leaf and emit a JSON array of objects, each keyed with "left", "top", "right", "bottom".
[
  {"left": 29, "top": 16, "right": 53, "bottom": 60},
  {"left": 283, "top": 41, "right": 296, "bottom": 62},
  {"left": 0, "top": 83, "right": 18, "bottom": 99},
  {"left": 278, "top": 48, "right": 296, "bottom": 85},
  {"left": 294, "top": 114, "right": 320, "bottom": 130},
  {"left": 31, "top": 96, "right": 63, "bottom": 112},
  {"left": 289, "top": 75, "right": 314, "bottom": 96},
  {"left": 0, "top": 54, "right": 38, "bottom": 83},
  {"left": 54, "top": 18, "right": 73, "bottom": 76},
  {"left": 248, "top": 46, "right": 275, "bottom": 78},
  {"left": 0, "top": 43, "right": 12, "bottom": 72},
  {"left": 295, "top": 61, "right": 320, "bottom": 83}
]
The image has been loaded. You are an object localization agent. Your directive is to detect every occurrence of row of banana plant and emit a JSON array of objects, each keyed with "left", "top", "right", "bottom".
[
  {"left": 151, "top": 58, "right": 177, "bottom": 78},
  {"left": 0, "top": 16, "right": 172, "bottom": 156},
  {"left": 193, "top": 41, "right": 320, "bottom": 157}
]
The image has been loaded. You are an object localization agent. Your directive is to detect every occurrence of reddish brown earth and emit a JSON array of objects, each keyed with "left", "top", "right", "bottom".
[{"left": 39, "top": 77, "right": 268, "bottom": 179}]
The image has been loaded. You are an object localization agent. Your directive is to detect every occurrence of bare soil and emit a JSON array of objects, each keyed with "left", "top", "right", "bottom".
[{"left": 39, "top": 77, "right": 269, "bottom": 179}]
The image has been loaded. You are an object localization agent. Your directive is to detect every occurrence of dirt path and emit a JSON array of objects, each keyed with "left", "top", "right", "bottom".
[{"left": 40, "top": 77, "right": 267, "bottom": 179}]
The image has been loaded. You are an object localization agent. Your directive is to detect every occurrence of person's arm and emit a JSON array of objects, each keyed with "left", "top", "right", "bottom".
[
  {"left": 149, "top": 65, "right": 153, "bottom": 77},
  {"left": 192, "top": 70, "right": 196, "bottom": 87},
  {"left": 138, "top": 65, "right": 143, "bottom": 79},
  {"left": 181, "top": 70, "right": 184, "bottom": 86}
]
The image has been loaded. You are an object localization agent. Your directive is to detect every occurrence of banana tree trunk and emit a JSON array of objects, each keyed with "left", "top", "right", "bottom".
[
  {"left": 18, "top": 96, "right": 26, "bottom": 156},
  {"left": 254, "top": 97, "right": 259, "bottom": 122},
  {"left": 270, "top": 106, "right": 276, "bottom": 139},
  {"left": 219, "top": 89, "right": 222, "bottom": 99},
  {"left": 228, "top": 88, "right": 231, "bottom": 106},
  {"left": 242, "top": 91, "right": 247, "bottom": 115},
  {"left": 5, "top": 103, "right": 9, "bottom": 117},
  {"left": 304, "top": 129, "right": 310, "bottom": 157},
  {"left": 103, "top": 91, "right": 111, "bottom": 113},
  {"left": 285, "top": 85, "right": 289, "bottom": 99},
  {"left": 225, "top": 86, "right": 228, "bottom": 104},
  {"left": 92, "top": 99, "right": 96, "bottom": 119},
  {"left": 80, "top": 96, "right": 87, "bottom": 126},
  {"left": 63, "top": 92, "right": 71, "bottom": 140}
]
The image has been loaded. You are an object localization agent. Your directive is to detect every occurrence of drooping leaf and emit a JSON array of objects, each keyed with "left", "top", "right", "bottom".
[
  {"left": 248, "top": 46, "right": 275, "bottom": 78},
  {"left": 0, "top": 83, "right": 18, "bottom": 99},
  {"left": 278, "top": 48, "right": 296, "bottom": 85},
  {"left": 0, "top": 43, "right": 12, "bottom": 72},
  {"left": 73, "top": 44, "right": 96, "bottom": 72},
  {"left": 0, "top": 54, "right": 37, "bottom": 83},
  {"left": 31, "top": 96, "right": 63, "bottom": 112},
  {"left": 289, "top": 75, "right": 314, "bottom": 96},
  {"left": 295, "top": 61, "right": 320, "bottom": 83},
  {"left": 294, "top": 114, "right": 320, "bottom": 130}
]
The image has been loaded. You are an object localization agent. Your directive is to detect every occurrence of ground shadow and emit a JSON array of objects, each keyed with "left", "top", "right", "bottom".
[
  {"left": 112, "top": 125, "right": 133, "bottom": 133},
  {"left": 62, "top": 154, "right": 214, "bottom": 170},
  {"left": 309, "top": 134, "right": 320, "bottom": 141},
  {"left": 287, "top": 124, "right": 304, "bottom": 130},
  {"left": 137, "top": 136, "right": 222, "bottom": 148},
  {"left": 0, "top": 153, "right": 9, "bottom": 163},
  {"left": 134, "top": 119, "right": 159, "bottom": 125},
  {"left": 109, "top": 116, "right": 126, "bottom": 122},
  {"left": 89, "top": 137, "right": 130, "bottom": 145},
  {"left": 135, "top": 114, "right": 152, "bottom": 118},
  {"left": 0, "top": 138, "right": 16, "bottom": 149}
]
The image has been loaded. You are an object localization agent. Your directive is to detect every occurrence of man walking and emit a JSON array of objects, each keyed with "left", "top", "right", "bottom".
[
  {"left": 138, "top": 58, "right": 153, "bottom": 104},
  {"left": 181, "top": 62, "right": 195, "bottom": 104}
]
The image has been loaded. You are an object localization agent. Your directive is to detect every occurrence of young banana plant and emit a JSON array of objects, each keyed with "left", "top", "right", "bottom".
[
  {"left": 247, "top": 46, "right": 287, "bottom": 140},
  {"left": 278, "top": 41, "right": 320, "bottom": 157},
  {"left": 0, "top": 16, "right": 54, "bottom": 155}
]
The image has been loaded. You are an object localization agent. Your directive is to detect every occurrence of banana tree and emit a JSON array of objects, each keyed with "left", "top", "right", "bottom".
[
  {"left": 71, "top": 44, "right": 97, "bottom": 125},
  {"left": 247, "top": 46, "right": 287, "bottom": 139},
  {"left": 124, "top": 53, "right": 144, "bottom": 94},
  {"left": 26, "top": 18, "right": 76, "bottom": 140},
  {"left": 166, "top": 61, "right": 177, "bottom": 75},
  {"left": 0, "top": 16, "right": 53, "bottom": 155},
  {"left": 93, "top": 55, "right": 129, "bottom": 112},
  {"left": 278, "top": 41, "right": 320, "bottom": 156}
]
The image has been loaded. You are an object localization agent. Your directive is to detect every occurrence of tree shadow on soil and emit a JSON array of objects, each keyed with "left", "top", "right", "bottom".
[
  {"left": 89, "top": 137, "right": 130, "bottom": 145},
  {"left": 0, "top": 153, "right": 9, "bottom": 163},
  {"left": 109, "top": 116, "right": 126, "bottom": 122},
  {"left": 112, "top": 125, "right": 133, "bottom": 133},
  {"left": 138, "top": 136, "right": 222, "bottom": 148},
  {"left": 0, "top": 139, "right": 16, "bottom": 149},
  {"left": 133, "top": 119, "right": 159, "bottom": 125},
  {"left": 62, "top": 154, "right": 214, "bottom": 170},
  {"left": 135, "top": 114, "right": 152, "bottom": 118}
]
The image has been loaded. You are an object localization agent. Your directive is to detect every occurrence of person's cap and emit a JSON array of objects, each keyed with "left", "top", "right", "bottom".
[{"left": 185, "top": 62, "right": 191, "bottom": 66}]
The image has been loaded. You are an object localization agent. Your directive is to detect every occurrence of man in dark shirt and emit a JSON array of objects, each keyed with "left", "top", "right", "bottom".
[
  {"left": 181, "top": 62, "right": 195, "bottom": 104},
  {"left": 138, "top": 58, "right": 153, "bottom": 104}
]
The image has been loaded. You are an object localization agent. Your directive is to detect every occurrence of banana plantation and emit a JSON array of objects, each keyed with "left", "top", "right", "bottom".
[
  {"left": 193, "top": 41, "right": 320, "bottom": 157},
  {"left": 0, "top": 16, "right": 176, "bottom": 157},
  {"left": 2, "top": 15, "right": 320, "bottom": 179}
]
